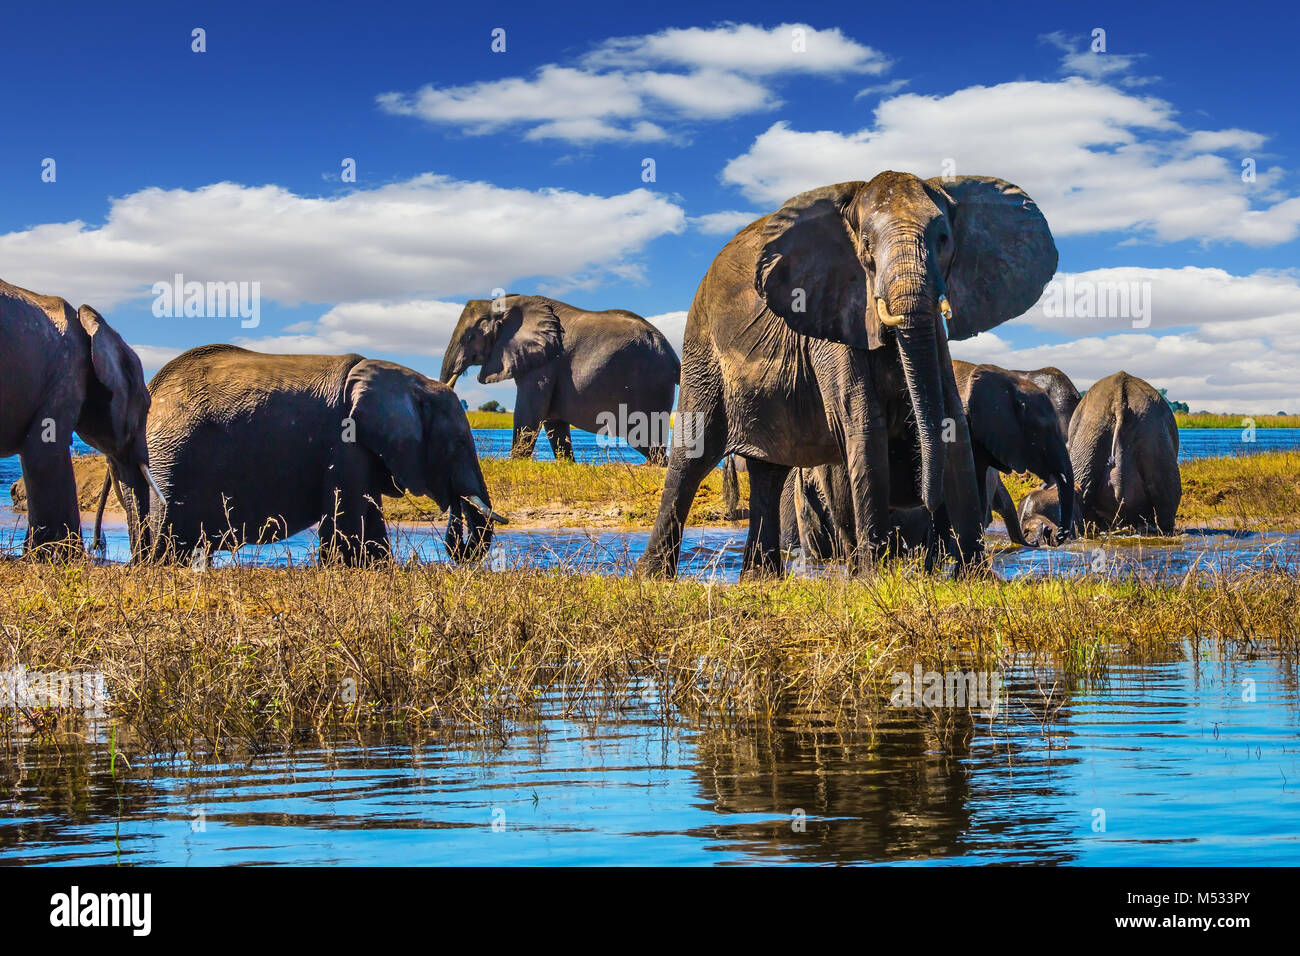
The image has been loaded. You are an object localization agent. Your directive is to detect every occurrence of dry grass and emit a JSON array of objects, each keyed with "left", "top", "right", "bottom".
[
  {"left": 386, "top": 457, "right": 747, "bottom": 526},
  {"left": 2, "top": 556, "right": 1296, "bottom": 758},
  {"left": 1178, "top": 450, "right": 1300, "bottom": 529},
  {"left": 465, "top": 410, "right": 512, "bottom": 429}
]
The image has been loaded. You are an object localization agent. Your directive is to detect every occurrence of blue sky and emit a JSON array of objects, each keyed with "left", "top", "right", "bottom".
[{"left": 3, "top": 0, "right": 1299, "bottom": 411}]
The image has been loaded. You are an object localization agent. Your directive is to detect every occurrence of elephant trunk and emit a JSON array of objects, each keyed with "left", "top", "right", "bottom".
[
  {"left": 444, "top": 454, "right": 503, "bottom": 562},
  {"left": 1055, "top": 469, "right": 1075, "bottom": 541},
  {"left": 439, "top": 339, "right": 466, "bottom": 386},
  {"left": 108, "top": 457, "right": 154, "bottom": 561},
  {"left": 1045, "top": 430, "right": 1075, "bottom": 540},
  {"left": 895, "top": 322, "right": 947, "bottom": 513}
]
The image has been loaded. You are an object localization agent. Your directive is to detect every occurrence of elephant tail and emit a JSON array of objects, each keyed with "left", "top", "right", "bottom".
[{"left": 1108, "top": 403, "right": 1127, "bottom": 511}]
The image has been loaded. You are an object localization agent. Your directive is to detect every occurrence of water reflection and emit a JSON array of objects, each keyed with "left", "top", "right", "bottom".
[{"left": 2, "top": 652, "right": 1297, "bottom": 865}]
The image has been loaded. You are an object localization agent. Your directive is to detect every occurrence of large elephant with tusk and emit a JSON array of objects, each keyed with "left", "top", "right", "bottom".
[
  {"left": 0, "top": 279, "right": 159, "bottom": 557},
  {"left": 132, "top": 346, "right": 505, "bottom": 565},
  {"left": 440, "top": 294, "right": 680, "bottom": 462},
  {"left": 637, "top": 171, "right": 1058, "bottom": 578}
]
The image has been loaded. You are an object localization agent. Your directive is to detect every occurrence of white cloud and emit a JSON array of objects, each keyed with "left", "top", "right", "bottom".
[
  {"left": 0, "top": 175, "right": 685, "bottom": 309},
  {"left": 132, "top": 345, "right": 182, "bottom": 375},
  {"left": 721, "top": 78, "right": 1300, "bottom": 245},
  {"left": 583, "top": 23, "right": 889, "bottom": 76},
  {"left": 235, "top": 299, "right": 466, "bottom": 357},
  {"left": 950, "top": 267, "right": 1300, "bottom": 412},
  {"left": 644, "top": 310, "right": 689, "bottom": 355},
  {"left": 855, "top": 78, "right": 910, "bottom": 100},
  {"left": 379, "top": 23, "right": 889, "bottom": 144},
  {"left": 689, "top": 210, "right": 760, "bottom": 234},
  {"left": 1040, "top": 30, "right": 1159, "bottom": 88}
]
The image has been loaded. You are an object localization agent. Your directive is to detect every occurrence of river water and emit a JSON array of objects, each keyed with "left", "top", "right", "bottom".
[{"left": 2, "top": 650, "right": 1297, "bottom": 866}]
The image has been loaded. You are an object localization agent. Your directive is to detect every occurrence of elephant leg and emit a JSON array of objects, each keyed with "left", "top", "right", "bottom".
[
  {"left": 841, "top": 407, "right": 891, "bottom": 573},
  {"left": 544, "top": 420, "right": 573, "bottom": 460},
  {"left": 637, "top": 401, "right": 728, "bottom": 578},
  {"left": 19, "top": 425, "right": 81, "bottom": 556},
  {"left": 318, "top": 449, "right": 392, "bottom": 565},
  {"left": 511, "top": 375, "right": 553, "bottom": 459},
  {"left": 319, "top": 494, "right": 390, "bottom": 565},
  {"left": 990, "top": 471, "right": 1030, "bottom": 546},
  {"left": 742, "top": 459, "right": 790, "bottom": 577},
  {"left": 511, "top": 422, "right": 540, "bottom": 459},
  {"left": 722, "top": 454, "right": 741, "bottom": 519}
]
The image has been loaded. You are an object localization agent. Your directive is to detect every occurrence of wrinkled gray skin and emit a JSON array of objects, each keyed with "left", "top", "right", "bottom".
[
  {"left": 781, "top": 360, "right": 1074, "bottom": 558},
  {"left": 1010, "top": 366, "right": 1081, "bottom": 440},
  {"left": 637, "top": 171, "right": 1058, "bottom": 578},
  {"left": 985, "top": 364, "right": 1083, "bottom": 537},
  {"left": 0, "top": 279, "right": 153, "bottom": 556},
  {"left": 137, "top": 346, "right": 502, "bottom": 565},
  {"left": 440, "top": 294, "right": 680, "bottom": 463},
  {"left": 1066, "top": 370, "right": 1181, "bottom": 534}
]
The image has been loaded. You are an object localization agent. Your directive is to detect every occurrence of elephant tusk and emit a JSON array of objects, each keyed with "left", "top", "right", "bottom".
[
  {"left": 140, "top": 464, "right": 167, "bottom": 506},
  {"left": 876, "top": 297, "right": 905, "bottom": 327},
  {"left": 446, "top": 373, "right": 460, "bottom": 389},
  {"left": 465, "top": 495, "right": 509, "bottom": 525},
  {"left": 938, "top": 295, "right": 953, "bottom": 324}
]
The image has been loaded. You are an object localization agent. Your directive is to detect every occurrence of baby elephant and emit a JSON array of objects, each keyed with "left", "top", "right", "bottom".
[
  {"left": 1017, "top": 482, "right": 1080, "bottom": 546},
  {"left": 1066, "top": 370, "right": 1180, "bottom": 535},
  {"left": 133, "top": 346, "right": 506, "bottom": 564}
]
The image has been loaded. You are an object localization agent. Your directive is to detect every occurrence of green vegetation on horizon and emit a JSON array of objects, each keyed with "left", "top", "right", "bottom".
[{"left": 1175, "top": 411, "right": 1300, "bottom": 428}]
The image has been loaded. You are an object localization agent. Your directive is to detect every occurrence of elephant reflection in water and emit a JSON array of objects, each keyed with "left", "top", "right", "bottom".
[{"left": 685, "top": 699, "right": 1081, "bottom": 864}]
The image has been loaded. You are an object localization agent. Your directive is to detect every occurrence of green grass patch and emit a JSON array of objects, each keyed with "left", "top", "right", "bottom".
[{"left": 1176, "top": 412, "right": 1300, "bottom": 428}]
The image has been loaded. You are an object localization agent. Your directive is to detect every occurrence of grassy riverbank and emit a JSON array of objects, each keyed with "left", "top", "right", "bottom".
[
  {"left": 465, "top": 410, "right": 513, "bottom": 429},
  {"left": 2, "top": 558, "right": 1296, "bottom": 755},
  {"left": 12, "top": 449, "right": 1299, "bottom": 531},
  {"left": 1175, "top": 412, "right": 1300, "bottom": 428},
  {"left": 10, "top": 454, "right": 748, "bottom": 528}
]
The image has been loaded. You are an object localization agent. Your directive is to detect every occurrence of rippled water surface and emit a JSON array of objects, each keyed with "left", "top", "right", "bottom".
[{"left": 3, "top": 653, "right": 1297, "bottom": 866}]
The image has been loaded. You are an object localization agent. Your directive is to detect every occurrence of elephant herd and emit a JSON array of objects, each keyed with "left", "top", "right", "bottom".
[{"left": 1, "top": 169, "right": 1182, "bottom": 575}]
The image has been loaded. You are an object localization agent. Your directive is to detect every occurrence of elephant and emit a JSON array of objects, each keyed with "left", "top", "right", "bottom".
[
  {"left": 1017, "top": 481, "right": 1081, "bottom": 546},
  {"left": 1066, "top": 370, "right": 1180, "bottom": 534},
  {"left": 0, "top": 279, "right": 159, "bottom": 555},
  {"left": 781, "top": 359, "right": 1074, "bottom": 559},
  {"left": 635, "top": 172, "right": 1057, "bottom": 579},
  {"left": 981, "top": 364, "right": 1082, "bottom": 542},
  {"left": 1009, "top": 366, "right": 1081, "bottom": 440},
  {"left": 130, "top": 345, "right": 505, "bottom": 565},
  {"left": 439, "top": 294, "right": 681, "bottom": 463}
]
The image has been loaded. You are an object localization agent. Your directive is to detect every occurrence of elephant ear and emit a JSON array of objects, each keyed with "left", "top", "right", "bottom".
[
  {"left": 77, "top": 305, "right": 146, "bottom": 447},
  {"left": 479, "top": 299, "right": 564, "bottom": 384},
  {"left": 961, "top": 366, "right": 1026, "bottom": 474},
  {"left": 346, "top": 361, "right": 431, "bottom": 497},
  {"left": 756, "top": 182, "right": 877, "bottom": 349},
  {"left": 925, "top": 176, "right": 1058, "bottom": 341}
]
